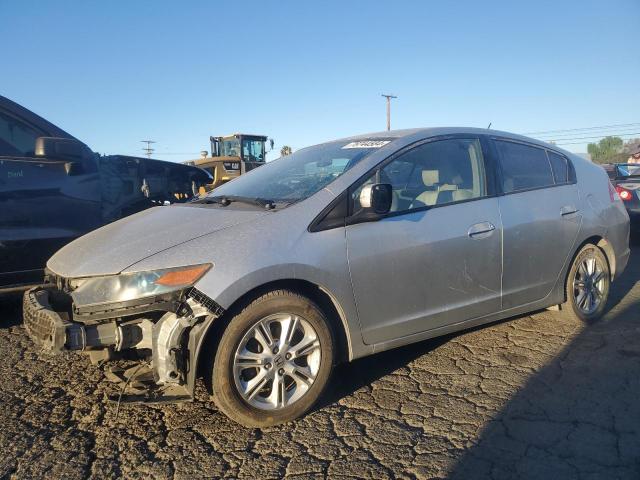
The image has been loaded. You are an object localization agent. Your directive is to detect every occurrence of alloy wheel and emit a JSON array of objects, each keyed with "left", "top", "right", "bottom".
[
  {"left": 233, "top": 313, "right": 321, "bottom": 410},
  {"left": 573, "top": 256, "right": 606, "bottom": 315}
]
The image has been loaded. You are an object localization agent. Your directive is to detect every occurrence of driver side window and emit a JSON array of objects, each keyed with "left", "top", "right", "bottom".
[
  {"left": 352, "top": 138, "right": 487, "bottom": 215},
  {"left": 0, "top": 110, "right": 44, "bottom": 157}
]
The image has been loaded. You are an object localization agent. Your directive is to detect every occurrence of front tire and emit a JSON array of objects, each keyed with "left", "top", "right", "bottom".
[
  {"left": 212, "top": 290, "right": 334, "bottom": 427},
  {"left": 564, "top": 244, "right": 610, "bottom": 323}
]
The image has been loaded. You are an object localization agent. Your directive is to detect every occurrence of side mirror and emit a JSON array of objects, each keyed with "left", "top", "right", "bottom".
[
  {"left": 359, "top": 183, "right": 392, "bottom": 215},
  {"left": 34, "top": 137, "right": 87, "bottom": 160}
]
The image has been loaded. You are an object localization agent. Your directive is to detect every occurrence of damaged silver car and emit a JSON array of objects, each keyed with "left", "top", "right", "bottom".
[{"left": 23, "top": 128, "right": 630, "bottom": 427}]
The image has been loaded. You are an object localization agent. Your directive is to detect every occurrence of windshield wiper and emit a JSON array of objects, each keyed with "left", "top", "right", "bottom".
[{"left": 195, "top": 195, "right": 282, "bottom": 210}]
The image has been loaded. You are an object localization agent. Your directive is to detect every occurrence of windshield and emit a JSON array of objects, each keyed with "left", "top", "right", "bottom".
[
  {"left": 207, "top": 140, "right": 384, "bottom": 203},
  {"left": 616, "top": 164, "right": 640, "bottom": 178},
  {"left": 219, "top": 138, "right": 240, "bottom": 157},
  {"left": 242, "top": 138, "right": 265, "bottom": 162}
]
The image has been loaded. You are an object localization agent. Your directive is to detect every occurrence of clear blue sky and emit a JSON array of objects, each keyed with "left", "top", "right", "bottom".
[{"left": 2, "top": 0, "right": 639, "bottom": 160}]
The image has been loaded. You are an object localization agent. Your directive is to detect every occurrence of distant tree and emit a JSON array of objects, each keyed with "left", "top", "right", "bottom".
[
  {"left": 623, "top": 138, "right": 640, "bottom": 163},
  {"left": 623, "top": 138, "right": 640, "bottom": 154},
  {"left": 280, "top": 145, "right": 293, "bottom": 156},
  {"left": 587, "top": 136, "right": 624, "bottom": 164}
]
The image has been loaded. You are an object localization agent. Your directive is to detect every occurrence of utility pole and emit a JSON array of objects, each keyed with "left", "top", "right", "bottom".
[
  {"left": 381, "top": 94, "right": 397, "bottom": 131},
  {"left": 141, "top": 140, "right": 156, "bottom": 158}
]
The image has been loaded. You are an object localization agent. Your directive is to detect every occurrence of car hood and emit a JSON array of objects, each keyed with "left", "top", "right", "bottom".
[{"left": 47, "top": 204, "right": 268, "bottom": 278}]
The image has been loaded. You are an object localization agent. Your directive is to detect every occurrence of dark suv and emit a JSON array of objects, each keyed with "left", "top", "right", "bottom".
[{"left": 0, "top": 95, "right": 210, "bottom": 289}]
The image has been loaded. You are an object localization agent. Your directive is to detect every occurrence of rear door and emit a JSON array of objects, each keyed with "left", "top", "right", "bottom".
[
  {"left": 0, "top": 108, "right": 101, "bottom": 286},
  {"left": 493, "top": 139, "right": 581, "bottom": 309},
  {"left": 346, "top": 136, "right": 503, "bottom": 345}
]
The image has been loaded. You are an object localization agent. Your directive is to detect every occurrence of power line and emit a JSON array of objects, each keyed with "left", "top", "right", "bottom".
[
  {"left": 148, "top": 152, "right": 199, "bottom": 155},
  {"left": 121, "top": 152, "right": 200, "bottom": 157},
  {"left": 535, "top": 126, "right": 640, "bottom": 140},
  {"left": 555, "top": 132, "right": 640, "bottom": 145},
  {"left": 523, "top": 122, "right": 640, "bottom": 136},
  {"left": 126, "top": 124, "right": 640, "bottom": 156},
  {"left": 552, "top": 132, "right": 640, "bottom": 142}
]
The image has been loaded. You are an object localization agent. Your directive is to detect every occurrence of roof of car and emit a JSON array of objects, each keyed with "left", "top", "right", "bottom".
[
  {"left": 335, "top": 127, "right": 569, "bottom": 154},
  {"left": 0, "top": 95, "right": 77, "bottom": 140}
]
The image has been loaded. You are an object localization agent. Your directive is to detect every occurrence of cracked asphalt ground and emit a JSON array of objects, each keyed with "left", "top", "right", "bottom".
[{"left": 1, "top": 245, "right": 639, "bottom": 479}]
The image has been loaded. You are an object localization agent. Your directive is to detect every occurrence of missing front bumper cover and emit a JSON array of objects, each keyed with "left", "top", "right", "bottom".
[{"left": 22, "top": 285, "right": 224, "bottom": 403}]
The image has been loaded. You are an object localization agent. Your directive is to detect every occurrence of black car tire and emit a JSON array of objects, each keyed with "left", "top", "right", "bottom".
[{"left": 212, "top": 290, "right": 334, "bottom": 427}]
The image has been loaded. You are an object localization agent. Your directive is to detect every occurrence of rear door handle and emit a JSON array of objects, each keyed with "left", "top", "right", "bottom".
[
  {"left": 561, "top": 205, "right": 579, "bottom": 216},
  {"left": 468, "top": 222, "right": 495, "bottom": 239}
]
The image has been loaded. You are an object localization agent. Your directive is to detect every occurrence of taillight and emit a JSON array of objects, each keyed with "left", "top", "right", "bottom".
[{"left": 615, "top": 185, "right": 633, "bottom": 202}]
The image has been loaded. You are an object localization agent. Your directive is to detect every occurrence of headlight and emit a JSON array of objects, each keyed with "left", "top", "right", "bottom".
[
  {"left": 223, "top": 161, "right": 240, "bottom": 171},
  {"left": 70, "top": 264, "right": 211, "bottom": 308}
]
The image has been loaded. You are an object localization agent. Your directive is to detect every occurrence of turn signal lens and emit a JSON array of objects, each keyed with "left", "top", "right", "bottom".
[
  {"left": 155, "top": 264, "right": 212, "bottom": 287},
  {"left": 615, "top": 186, "right": 633, "bottom": 202}
]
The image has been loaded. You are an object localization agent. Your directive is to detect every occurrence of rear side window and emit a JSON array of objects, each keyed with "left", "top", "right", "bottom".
[
  {"left": 496, "top": 140, "right": 554, "bottom": 193},
  {"left": 547, "top": 151, "right": 569, "bottom": 184}
]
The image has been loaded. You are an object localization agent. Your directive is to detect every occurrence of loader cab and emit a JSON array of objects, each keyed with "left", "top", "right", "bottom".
[
  {"left": 189, "top": 134, "right": 272, "bottom": 193},
  {"left": 211, "top": 134, "right": 269, "bottom": 164}
]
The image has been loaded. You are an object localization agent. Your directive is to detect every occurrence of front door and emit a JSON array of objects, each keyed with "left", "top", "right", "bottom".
[{"left": 346, "top": 137, "right": 503, "bottom": 345}]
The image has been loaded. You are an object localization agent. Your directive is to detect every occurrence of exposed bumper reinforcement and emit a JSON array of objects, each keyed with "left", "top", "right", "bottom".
[
  {"left": 23, "top": 286, "right": 72, "bottom": 353},
  {"left": 23, "top": 286, "right": 117, "bottom": 353}
]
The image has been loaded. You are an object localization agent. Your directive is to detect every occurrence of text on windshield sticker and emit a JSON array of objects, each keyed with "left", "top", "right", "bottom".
[{"left": 342, "top": 140, "right": 391, "bottom": 149}]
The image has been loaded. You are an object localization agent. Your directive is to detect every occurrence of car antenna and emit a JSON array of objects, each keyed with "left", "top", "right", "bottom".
[{"left": 487, "top": 122, "right": 492, "bottom": 129}]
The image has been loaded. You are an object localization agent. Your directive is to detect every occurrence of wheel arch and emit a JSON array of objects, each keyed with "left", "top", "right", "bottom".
[
  {"left": 576, "top": 235, "right": 615, "bottom": 278},
  {"left": 194, "top": 278, "right": 353, "bottom": 393},
  {"left": 561, "top": 235, "right": 615, "bottom": 302}
]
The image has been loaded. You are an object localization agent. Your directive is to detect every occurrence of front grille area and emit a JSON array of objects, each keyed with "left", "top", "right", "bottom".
[{"left": 23, "top": 287, "right": 70, "bottom": 353}]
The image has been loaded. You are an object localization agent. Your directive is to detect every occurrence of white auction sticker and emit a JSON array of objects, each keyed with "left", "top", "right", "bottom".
[{"left": 342, "top": 140, "right": 391, "bottom": 149}]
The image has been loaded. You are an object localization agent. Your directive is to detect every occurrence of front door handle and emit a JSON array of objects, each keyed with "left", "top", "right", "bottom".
[
  {"left": 468, "top": 222, "right": 495, "bottom": 239},
  {"left": 560, "top": 205, "right": 579, "bottom": 216}
]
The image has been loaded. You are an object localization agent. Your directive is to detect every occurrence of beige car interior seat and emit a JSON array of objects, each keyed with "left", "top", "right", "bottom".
[{"left": 411, "top": 170, "right": 440, "bottom": 207}]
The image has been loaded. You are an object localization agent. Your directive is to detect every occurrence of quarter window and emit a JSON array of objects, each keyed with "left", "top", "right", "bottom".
[
  {"left": 496, "top": 141, "right": 554, "bottom": 193},
  {"left": 352, "top": 138, "right": 487, "bottom": 215},
  {"left": 547, "top": 151, "right": 569, "bottom": 184}
]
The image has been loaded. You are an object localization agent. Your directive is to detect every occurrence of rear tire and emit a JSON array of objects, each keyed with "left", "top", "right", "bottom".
[
  {"left": 564, "top": 244, "right": 610, "bottom": 323},
  {"left": 211, "top": 290, "right": 334, "bottom": 427}
]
